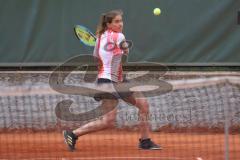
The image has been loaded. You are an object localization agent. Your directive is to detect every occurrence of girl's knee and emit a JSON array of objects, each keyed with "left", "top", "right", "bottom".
[
  {"left": 136, "top": 99, "right": 149, "bottom": 113},
  {"left": 103, "top": 110, "right": 117, "bottom": 125}
]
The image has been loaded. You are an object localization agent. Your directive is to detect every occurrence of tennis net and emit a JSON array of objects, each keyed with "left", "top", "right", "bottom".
[{"left": 0, "top": 71, "right": 239, "bottom": 159}]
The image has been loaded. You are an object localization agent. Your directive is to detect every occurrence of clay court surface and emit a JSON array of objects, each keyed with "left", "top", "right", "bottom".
[{"left": 0, "top": 129, "right": 239, "bottom": 160}]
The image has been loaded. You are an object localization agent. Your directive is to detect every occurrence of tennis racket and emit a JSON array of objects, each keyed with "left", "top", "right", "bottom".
[
  {"left": 74, "top": 25, "right": 96, "bottom": 47},
  {"left": 74, "top": 25, "right": 133, "bottom": 50}
]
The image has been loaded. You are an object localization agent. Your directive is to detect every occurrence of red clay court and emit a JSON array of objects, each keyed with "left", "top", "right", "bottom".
[{"left": 0, "top": 129, "right": 239, "bottom": 160}]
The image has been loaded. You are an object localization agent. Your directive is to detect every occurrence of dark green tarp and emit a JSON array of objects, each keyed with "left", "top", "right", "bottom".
[{"left": 0, "top": 0, "right": 240, "bottom": 65}]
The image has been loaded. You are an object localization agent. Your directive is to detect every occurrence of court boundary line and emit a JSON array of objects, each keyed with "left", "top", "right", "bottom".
[{"left": 20, "top": 157, "right": 195, "bottom": 160}]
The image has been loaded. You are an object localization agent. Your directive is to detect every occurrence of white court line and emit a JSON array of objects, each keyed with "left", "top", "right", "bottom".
[
  {"left": 0, "top": 70, "right": 239, "bottom": 75},
  {"left": 25, "top": 157, "right": 191, "bottom": 160},
  {"left": 0, "top": 156, "right": 203, "bottom": 160},
  {"left": 0, "top": 76, "right": 239, "bottom": 97}
]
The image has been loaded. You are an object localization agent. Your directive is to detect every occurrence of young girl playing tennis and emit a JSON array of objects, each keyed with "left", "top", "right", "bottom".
[{"left": 63, "top": 9, "right": 161, "bottom": 151}]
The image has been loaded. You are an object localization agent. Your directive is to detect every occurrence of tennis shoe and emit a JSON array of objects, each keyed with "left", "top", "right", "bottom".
[
  {"left": 63, "top": 130, "right": 78, "bottom": 151},
  {"left": 138, "top": 138, "right": 162, "bottom": 150}
]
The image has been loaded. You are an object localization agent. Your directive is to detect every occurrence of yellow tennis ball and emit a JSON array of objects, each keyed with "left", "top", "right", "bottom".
[{"left": 153, "top": 8, "right": 161, "bottom": 16}]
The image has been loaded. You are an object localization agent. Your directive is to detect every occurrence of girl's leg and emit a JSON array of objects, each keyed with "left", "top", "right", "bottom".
[
  {"left": 123, "top": 92, "right": 161, "bottom": 150},
  {"left": 63, "top": 98, "right": 118, "bottom": 151},
  {"left": 73, "top": 99, "right": 119, "bottom": 136},
  {"left": 123, "top": 92, "right": 150, "bottom": 139}
]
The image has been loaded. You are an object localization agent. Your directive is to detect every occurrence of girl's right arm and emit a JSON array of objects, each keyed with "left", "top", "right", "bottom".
[{"left": 117, "top": 33, "right": 129, "bottom": 54}]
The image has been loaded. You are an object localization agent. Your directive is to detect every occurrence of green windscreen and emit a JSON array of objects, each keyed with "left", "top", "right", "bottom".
[{"left": 0, "top": 0, "right": 240, "bottom": 65}]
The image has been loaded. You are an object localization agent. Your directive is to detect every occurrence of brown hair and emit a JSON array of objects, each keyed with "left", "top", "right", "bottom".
[{"left": 96, "top": 9, "right": 123, "bottom": 37}]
